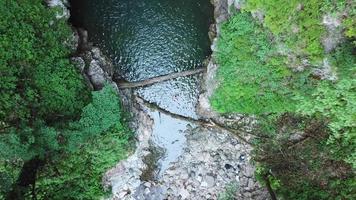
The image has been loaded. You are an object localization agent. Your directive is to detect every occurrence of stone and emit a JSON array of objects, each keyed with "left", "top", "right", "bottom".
[
  {"left": 46, "top": 0, "right": 70, "bottom": 19},
  {"left": 289, "top": 131, "right": 305, "bottom": 142},
  {"left": 251, "top": 10, "right": 265, "bottom": 23},
  {"left": 87, "top": 60, "right": 107, "bottom": 89},
  {"left": 313, "top": 58, "right": 338, "bottom": 81},
  {"left": 322, "top": 14, "right": 343, "bottom": 53},
  {"left": 117, "top": 191, "right": 129, "bottom": 199},
  {"left": 196, "top": 175, "right": 203, "bottom": 182},
  {"left": 91, "top": 48, "right": 114, "bottom": 75},
  {"left": 179, "top": 189, "right": 190, "bottom": 199},
  {"left": 181, "top": 171, "right": 189, "bottom": 180},
  {"left": 144, "top": 182, "right": 151, "bottom": 188},
  {"left": 200, "top": 181, "right": 208, "bottom": 187},
  {"left": 71, "top": 57, "right": 85, "bottom": 72},
  {"left": 205, "top": 175, "right": 216, "bottom": 187},
  {"left": 244, "top": 165, "right": 255, "bottom": 178},
  {"left": 247, "top": 178, "right": 255, "bottom": 190}
]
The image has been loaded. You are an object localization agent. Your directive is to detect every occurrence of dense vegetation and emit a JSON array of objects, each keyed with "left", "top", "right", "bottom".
[
  {"left": 0, "top": 1, "right": 131, "bottom": 199},
  {"left": 212, "top": 1, "right": 355, "bottom": 199}
]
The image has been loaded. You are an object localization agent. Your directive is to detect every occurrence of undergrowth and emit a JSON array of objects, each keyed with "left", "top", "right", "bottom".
[
  {"left": 212, "top": 2, "right": 356, "bottom": 198},
  {"left": 211, "top": 12, "right": 313, "bottom": 114}
]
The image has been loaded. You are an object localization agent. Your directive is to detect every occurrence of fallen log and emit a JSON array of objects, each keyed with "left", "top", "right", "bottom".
[
  {"left": 134, "top": 96, "right": 254, "bottom": 146},
  {"left": 118, "top": 68, "right": 206, "bottom": 89}
]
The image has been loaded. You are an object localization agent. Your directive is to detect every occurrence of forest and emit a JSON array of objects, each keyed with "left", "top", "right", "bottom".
[{"left": 0, "top": 0, "right": 355, "bottom": 199}]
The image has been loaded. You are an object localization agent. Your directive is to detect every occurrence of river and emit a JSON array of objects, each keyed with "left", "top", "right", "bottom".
[{"left": 70, "top": 0, "right": 213, "bottom": 177}]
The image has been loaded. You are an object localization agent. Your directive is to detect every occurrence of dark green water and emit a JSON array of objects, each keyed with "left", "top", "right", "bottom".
[
  {"left": 72, "top": 0, "right": 213, "bottom": 117},
  {"left": 72, "top": 0, "right": 212, "bottom": 80},
  {"left": 71, "top": 0, "right": 213, "bottom": 175}
]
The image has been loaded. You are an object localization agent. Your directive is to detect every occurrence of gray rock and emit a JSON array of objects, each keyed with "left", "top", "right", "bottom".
[
  {"left": 322, "top": 14, "right": 343, "bottom": 53},
  {"left": 205, "top": 175, "right": 216, "bottom": 187},
  {"left": 71, "top": 57, "right": 85, "bottom": 73},
  {"left": 289, "top": 131, "right": 305, "bottom": 142},
  {"left": 201, "top": 181, "right": 208, "bottom": 187},
  {"left": 87, "top": 60, "right": 107, "bottom": 89},
  {"left": 179, "top": 188, "right": 190, "bottom": 199},
  {"left": 244, "top": 165, "right": 255, "bottom": 178},
  {"left": 313, "top": 58, "right": 338, "bottom": 81},
  {"left": 46, "top": 0, "right": 70, "bottom": 19}
]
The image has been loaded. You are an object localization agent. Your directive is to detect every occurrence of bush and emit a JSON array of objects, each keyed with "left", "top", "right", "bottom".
[
  {"left": 245, "top": 0, "right": 326, "bottom": 57},
  {"left": 212, "top": 5, "right": 356, "bottom": 200},
  {"left": 36, "top": 128, "right": 131, "bottom": 200},
  {"left": 0, "top": 1, "right": 131, "bottom": 199},
  {"left": 211, "top": 13, "right": 311, "bottom": 114}
]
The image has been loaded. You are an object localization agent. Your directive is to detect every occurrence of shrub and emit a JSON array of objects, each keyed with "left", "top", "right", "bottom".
[
  {"left": 212, "top": 5, "right": 356, "bottom": 200},
  {"left": 211, "top": 13, "right": 311, "bottom": 114}
]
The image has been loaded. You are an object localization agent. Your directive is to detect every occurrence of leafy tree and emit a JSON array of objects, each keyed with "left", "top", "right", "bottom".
[
  {"left": 210, "top": 13, "right": 311, "bottom": 114},
  {"left": 0, "top": 0, "right": 90, "bottom": 198},
  {"left": 35, "top": 85, "right": 132, "bottom": 200},
  {"left": 212, "top": 5, "right": 356, "bottom": 199},
  {"left": 0, "top": 1, "right": 132, "bottom": 199}
]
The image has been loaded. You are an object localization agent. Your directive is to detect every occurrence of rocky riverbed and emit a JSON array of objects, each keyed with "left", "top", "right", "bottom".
[
  {"left": 103, "top": 97, "right": 269, "bottom": 200},
  {"left": 103, "top": 0, "right": 269, "bottom": 199},
  {"left": 48, "top": 0, "right": 270, "bottom": 199}
]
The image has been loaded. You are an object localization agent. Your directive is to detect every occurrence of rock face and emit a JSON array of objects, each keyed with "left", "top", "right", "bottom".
[
  {"left": 83, "top": 47, "right": 115, "bottom": 90},
  {"left": 69, "top": 35, "right": 117, "bottom": 91},
  {"left": 46, "top": 0, "right": 117, "bottom": 91},
  {"left": 198, "top": 0, "right": 247, "bottom": 123},
  {"left": 71, "top": 29, "right": 117, "bottom": 90}
]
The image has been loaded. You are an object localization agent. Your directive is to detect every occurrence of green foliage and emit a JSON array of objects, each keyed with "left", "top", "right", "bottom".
[
  {"left": 211, "top": 13, "right": 310, "bottom": 114},
  {"left": 218, "top": 183, "right": 238, "bottom": 200},
  {"left": 0, "top": 0, "right": 89, "bottom": 125},
  {"left": 344, "top": 17, "right": 356, "bottom": 44},
  {"left": 0, "top": 161, "right": 22, "bottom": 200},
  {"left": 340, "top": 2, "right": 356, "bottom": 45},
  {"left": 278, "top": 179, "right": 356, "bottom": 200},
  {"left": 296, "top": 44, "right": 356, "bottom": 167},
  {"left": 212, "top": 3, "right": 356, "bottom": 200},
  {"left": 0, "top": 1, "right": 131, "bottom": 199},
  {"left": 245, "top": 0, "right": 326, "bottom": 57},
  {"left": 36, "top": 128, "right": 131, "bottom": 200},
  {"left": 35, "top": 85, "right": 132, "bottom": 199},
  {"left": 253, "top": 113, "right": 356, "bottom": 200},
  {"left": 65, "top": 85, "right": 125, "bottom": 152},
  {"left": 0, "top": 0, "right": 90, "bottom": 166},
  {"left": 255, "top": 165, "right": 281, "bottom": 190},
  {"left": 298, "top": 80, "right": 356, "bottom": 166},
  {"left": 72, "top": 86, "right": 122, "bottom": 136}
]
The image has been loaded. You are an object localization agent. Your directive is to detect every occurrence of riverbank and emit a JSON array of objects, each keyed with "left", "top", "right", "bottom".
[
  {"left": 49, "top": 0, "right": 269, "bottom": 199},
  {"left": 3, "top": 0, "right": 352, "bottom": 199},
  {"left": 95, "top": 0, "right": 269, "bottom": 199}
]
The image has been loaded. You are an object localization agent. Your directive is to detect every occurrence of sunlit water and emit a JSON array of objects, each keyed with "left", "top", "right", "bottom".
[{"left": 71, "top": 0, "right": 213, "bottom": 175}]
